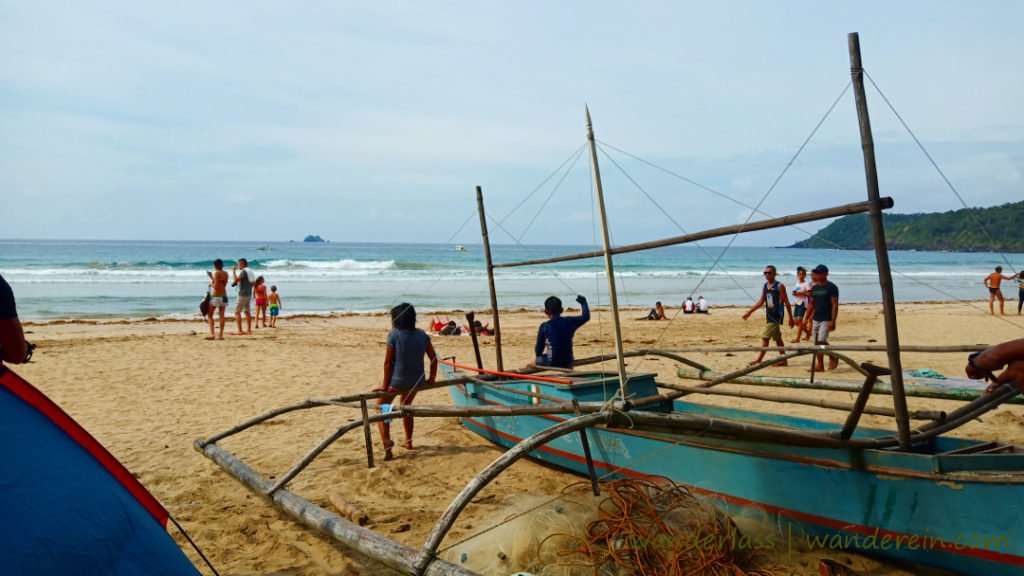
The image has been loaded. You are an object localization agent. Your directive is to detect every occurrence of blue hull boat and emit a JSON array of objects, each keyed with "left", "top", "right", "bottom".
[{"left": 444, "top": 365, "right": 1024, "bottom": 575}]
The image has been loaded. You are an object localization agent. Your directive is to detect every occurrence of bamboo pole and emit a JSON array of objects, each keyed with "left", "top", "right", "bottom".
[
  {"left": 465, "top": 312, "right": 483, "bottom": 369},
  {"left": 360, "top": 397, "right": 375, "bottom": 469},
  {"left": 849, "top": 31, "right": 912, "bottom": 450},
  {"left": 492, "top": 198, "right": 890, "bottom": 269},
  {"left": 652, "top": 344, "right": 989, "bottom": 354},
  {"left": 267, "top": 412, "right": 396, "bottom": 496},
  {"left": 200, "top": 378, "right": 474, "bottom": 446},
  {"left": 413, "top": 412, "right": 610, "bottom": 575},
  {"left": 585, "top": 106, "right": 629, "bottom": 399},
  {"left": 574, "top": 399, "right": 601, "bottom": 496},
  {"left": 196, "top": 441, "right": 480, "bottom": 576},
  {"left": 330, "top": 492, "right": 371, "bottom": 526},
  {"left": 659, "top": 381, "right": 944, "bottom": 421},
  {"left": 840, "top": 364, "right": 890, "bottom": 439},
  {"left": 476, "top": 186, "right": 503, "bottom": 371},
  {"left": 675, "top": 366, "right": 1024, "bottom": 405}
]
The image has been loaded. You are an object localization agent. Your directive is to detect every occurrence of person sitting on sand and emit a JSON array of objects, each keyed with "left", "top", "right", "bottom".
[
  {"left": 741, "top": 265, "right": 794, "bottom": 367},
  {"left": 803, "top": 264, "right": 840, "bottom": 371},
  {"left": 268, "top": 285, "right": 281, "bottom": 327},
  {"left": 430, "top": 316, "right": 449, "bottom": 333},
  {"left": 253, "top": 276, "right": 268, "bottom": 328},
  {"left": 984, "top": 266, "right": 1016, "bottom": 316},
  {"left": 439, "top": 320, "right": 461, "bottom": 336},
  {"left": 205, "top": 259, "right": 229, "bottom": 340},
  {"left": 0, "top": 274, "right": 30, "bottom": 365},
  {"left": 682, "top": 297, "right": 695, "bottom": 314},
  {"left": 966, "top": 337, "right": 1024, "bottom": 394},
  {"left": 372, "top": 303, "right": 437, "bottom": 460},
  {"left": 639, "top": 301, "right": 665, "bottom": 320},
  {"left": 697, "top": 296, "right": 709, "bottom": 314},
  {"left": 535, "top": 294, "right": 590, "bottom": 369},
  {"left": 471, "top": 319, "right": 494, "bottom": 336}
]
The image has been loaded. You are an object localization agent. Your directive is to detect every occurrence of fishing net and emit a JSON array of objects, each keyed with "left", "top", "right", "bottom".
[{"left": 442, "top": 477, "right": 778, "bottom": 576}]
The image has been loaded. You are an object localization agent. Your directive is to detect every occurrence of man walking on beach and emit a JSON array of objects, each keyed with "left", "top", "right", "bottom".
[
  {"left": 233, "top": 258, "right": 256, "bottom": 335},
  {"left": 206, "top": 259, "right": 229, "bottom": 340},
  {"left": 803, "top": 264, "right": 839, "bottom": 371},
  {"left": 742, "top": 265, "right": 794, "bottom": 367},
  {"left": 984, "top": 266, "right": 1015, "bottom": 316}
]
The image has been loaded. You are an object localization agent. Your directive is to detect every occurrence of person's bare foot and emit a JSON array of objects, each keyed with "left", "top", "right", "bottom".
[
  {"left": 748, "top": 360, "right": 761, "bottom": 367},
  {"left": 216, "top": 336, "right": 225, "bottom": 340},
  {"left": 403, "top": 440, "right": 414, "bottom": 449},
  {"left": 205, "top": 336, "right": 215, "bottom": 340},
  {"left": 774, "top": 360, "right": 789, "bottom": 367},
  {"left": 383, "top": 449, "right": 394, "bottom": 461}
]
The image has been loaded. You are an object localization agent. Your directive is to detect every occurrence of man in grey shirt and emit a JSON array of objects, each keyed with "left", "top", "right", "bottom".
[{"left": 232, "top": 258, "right": 256, "bottom": 335}]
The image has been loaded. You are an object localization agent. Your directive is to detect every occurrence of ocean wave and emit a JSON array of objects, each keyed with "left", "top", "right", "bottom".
[{"left": 261, "top": 258, "right": 397, "bottom": 270}]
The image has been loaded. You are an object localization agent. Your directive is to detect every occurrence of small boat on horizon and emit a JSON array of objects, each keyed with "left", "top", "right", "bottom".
[{"left": 453, "top": 245, "right": 469, "bottom": 252}]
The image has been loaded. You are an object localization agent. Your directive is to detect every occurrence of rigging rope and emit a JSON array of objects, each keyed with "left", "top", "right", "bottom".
[{"left": 865, "top": 71, "right": 1019, "bottom": 273}]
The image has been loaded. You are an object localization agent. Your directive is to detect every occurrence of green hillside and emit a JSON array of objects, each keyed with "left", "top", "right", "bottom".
[{"left": 790, "top": 201, "right": 1024, "bottom": 252}]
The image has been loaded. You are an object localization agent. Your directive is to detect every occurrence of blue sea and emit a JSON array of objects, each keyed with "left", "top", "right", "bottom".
[{"left": 0, "top": 239, "right": 1013, "bottom": 320}]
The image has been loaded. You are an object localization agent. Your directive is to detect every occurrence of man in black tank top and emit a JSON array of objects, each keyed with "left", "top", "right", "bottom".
[{"left": 742, "top": 265, "right": 794, "bottom": 367}]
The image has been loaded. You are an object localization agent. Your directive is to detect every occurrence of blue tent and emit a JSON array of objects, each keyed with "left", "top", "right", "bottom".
[{"left": 0, "top": 366, "right": 201, "bottom": 575}]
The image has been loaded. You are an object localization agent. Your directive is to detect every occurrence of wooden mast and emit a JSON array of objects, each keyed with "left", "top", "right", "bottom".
[
  {"left": 848, "top": 32, "right": 912, "bottom": 450},
  {"left": 475, "top": 186, "right": 503, "bottom": 371},
  {"left": 585, "top": 106, "right": 629, "bottom": 398}
]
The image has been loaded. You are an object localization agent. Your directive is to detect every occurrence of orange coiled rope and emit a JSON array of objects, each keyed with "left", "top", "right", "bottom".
[{"left": 537, "top": 477, "right": 778, "bottom": 576}]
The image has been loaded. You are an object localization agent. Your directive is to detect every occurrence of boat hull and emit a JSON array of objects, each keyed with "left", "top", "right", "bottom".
[{"left": 447, "top": 374, "right": 1024, "bottom": 575}]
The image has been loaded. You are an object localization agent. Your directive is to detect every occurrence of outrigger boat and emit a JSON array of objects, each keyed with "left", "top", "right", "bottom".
[{"left": 196, "top": 33, "right": 1023, "bottom": 575}]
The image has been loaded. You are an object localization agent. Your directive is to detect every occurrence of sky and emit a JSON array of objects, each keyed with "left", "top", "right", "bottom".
[{"left": 3, "top": 1, "right": 1023, "bottom": 247}]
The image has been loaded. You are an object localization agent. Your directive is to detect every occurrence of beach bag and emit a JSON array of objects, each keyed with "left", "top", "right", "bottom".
[{"left": 199, "top": 292, "right": 211, "bottom": 318}]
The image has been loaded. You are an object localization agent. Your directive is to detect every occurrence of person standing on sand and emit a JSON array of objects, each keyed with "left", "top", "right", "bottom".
[
  {"left": 803, "top": 264, "right": 840, "bottom": 371},
  {"left": 0, "top": 274, "right": 30, "bottom": 365},
  {"left": 984, "top": 266, "right": 1015, "bottom": 316},
  {"left": 232, "top": 258, "right": 256, "bottom": 335},
  {"left": 373, "top": 303, "right": 437, "bottom": 461},
  {"left": 206, "top": 259, "right": 229, "bottom": 340},
  {"left": 742, "top": 265, "right": 794, "bottom": 367},
  {"left": 791, "top": 266, "right": 811, "bottom": 343},
  {"left": 268, "top": 285, "right": 281, "bottom": 327},
  {"left": 253, "top": 276, "right": 268, "bottom": 328},
  {"left": 1016, "top": 271, "right": 1024, "bottom": 316},
  {"left": 535, "top": 294, "right": 590, "bottom": 369}
]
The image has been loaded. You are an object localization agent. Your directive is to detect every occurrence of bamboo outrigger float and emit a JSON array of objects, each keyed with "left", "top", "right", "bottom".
[{"left": 196, "top": 33, "right": 1024, "bottom": 575}]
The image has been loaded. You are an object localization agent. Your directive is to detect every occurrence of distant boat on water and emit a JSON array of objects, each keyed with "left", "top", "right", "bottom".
[
  {"left": 257, "top": 244, "right": 272, "bottom": 251},
  {"left": 453, "top": 245, "right": 469, "bottom": 252}
]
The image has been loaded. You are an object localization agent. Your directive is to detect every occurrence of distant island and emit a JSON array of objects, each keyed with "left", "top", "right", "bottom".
[
  {"left": 790, "top": 200, "right": 1024, "bottom": 253},
  {"left": 303, "top": 235, "right": 326, "bottom": 243}
]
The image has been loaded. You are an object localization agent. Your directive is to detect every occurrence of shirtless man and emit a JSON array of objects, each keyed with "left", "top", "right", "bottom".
[
  {"left": 206, "top": 259, "right": 229, "bottom": 340},
  {"left": 984, "top": 266, "right": 1016, "bottom": 316}
]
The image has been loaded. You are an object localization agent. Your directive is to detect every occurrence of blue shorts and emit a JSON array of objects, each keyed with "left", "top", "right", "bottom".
[
  {"left": 270, "top": 306, "right": 279, "bottom": 317},
  {"left": 794, "top": 303, "right": 806, "bottom": 318}
]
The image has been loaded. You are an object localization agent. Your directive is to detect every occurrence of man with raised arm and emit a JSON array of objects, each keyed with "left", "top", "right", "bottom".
[{"left": 535, "top": 294, "right": 590, "bottom": 369}]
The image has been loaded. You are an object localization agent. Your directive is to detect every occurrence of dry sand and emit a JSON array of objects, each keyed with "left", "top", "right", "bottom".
[{"left": 12, "top": 302, "right": 1024, "bottom": 575}]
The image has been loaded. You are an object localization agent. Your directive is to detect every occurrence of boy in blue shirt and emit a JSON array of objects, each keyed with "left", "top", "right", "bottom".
[{"left": 535, "top": 295, "right": 590, "bottom": 369}]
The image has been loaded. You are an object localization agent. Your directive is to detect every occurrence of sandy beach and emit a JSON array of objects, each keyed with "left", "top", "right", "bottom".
[{"left": 12, "top": 301, "right": 1024, "bottom": 575}]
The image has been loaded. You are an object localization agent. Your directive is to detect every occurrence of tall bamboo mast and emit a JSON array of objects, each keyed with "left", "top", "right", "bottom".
[
  {"left": 585, "top": 107, "right": 629, "bottom": 397},
  {"left": 476, "top": 186, "right": 503, "bottom": 371},
  {"left": 848, "top": 32, "right": 912, "bottom": 450}
]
